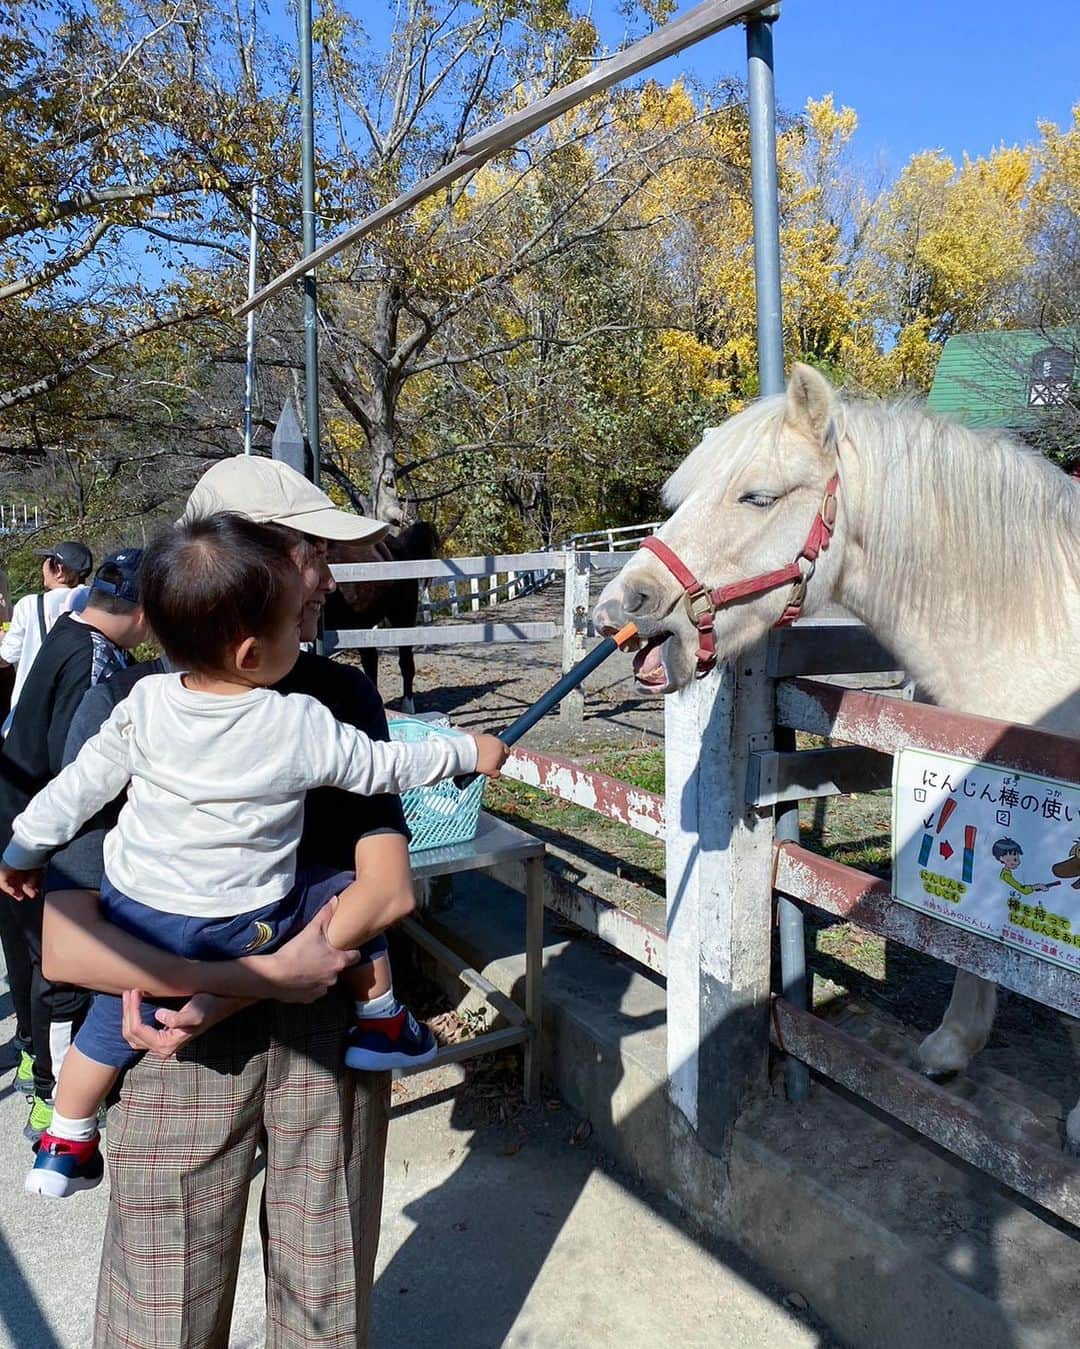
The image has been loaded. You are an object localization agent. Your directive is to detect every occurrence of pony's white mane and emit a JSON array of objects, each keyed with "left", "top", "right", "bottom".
[{"left": 663, "top": 390, "right": 1080, "bottom": 633}]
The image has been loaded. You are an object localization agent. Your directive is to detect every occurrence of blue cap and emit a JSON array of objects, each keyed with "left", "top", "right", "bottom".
[{"left": 91, "top": 548, "right": 143, "bottom": 605}]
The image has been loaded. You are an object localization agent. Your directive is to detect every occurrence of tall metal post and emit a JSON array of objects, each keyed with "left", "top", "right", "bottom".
[
  {"left": 746, "top": 7, "right": 784, "bottom": 398},
  {"left": 298, "top": 0, "right": 320, "bottom": 483},
  {"left": 242, "top": 184, "right": 260, "bottom": 455},
  {"left": 747, "top": 4, "right": 810, "bottom": 1103}
]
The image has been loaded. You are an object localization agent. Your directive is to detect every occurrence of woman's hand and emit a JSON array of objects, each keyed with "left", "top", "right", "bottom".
[
  {"left": 256, "top": 898, "right": 358, "bottom": 1002},
  {"left": 121, "top": 989, "right": 250, "bottom": 1059}
]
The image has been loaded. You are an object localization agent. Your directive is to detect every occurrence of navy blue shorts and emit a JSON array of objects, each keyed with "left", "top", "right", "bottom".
[{"left": 75, "top": 865, "right": 388, "bottom": 1072}]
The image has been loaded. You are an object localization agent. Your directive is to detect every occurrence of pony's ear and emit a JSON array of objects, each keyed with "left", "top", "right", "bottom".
[{"left": 784, "top": 363, "right": 834, "bottom": 449}]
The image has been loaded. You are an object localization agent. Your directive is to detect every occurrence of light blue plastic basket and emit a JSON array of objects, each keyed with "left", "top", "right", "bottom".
[{"left": 388, "top": 715, "right": 486, "bottom": 853}]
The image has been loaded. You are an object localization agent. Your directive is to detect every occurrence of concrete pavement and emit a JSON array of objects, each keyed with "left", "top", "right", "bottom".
[{"left": 0, "top": 988, "right": 828, "bottom": 1348}]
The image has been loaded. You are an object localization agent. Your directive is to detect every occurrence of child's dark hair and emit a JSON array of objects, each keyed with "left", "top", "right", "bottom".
[
  {"left": 992, "top": 837, "right": 1023, "bottom": 861},
  {"left": 141, "top": 513, "right": 298, "bottom": 673}
]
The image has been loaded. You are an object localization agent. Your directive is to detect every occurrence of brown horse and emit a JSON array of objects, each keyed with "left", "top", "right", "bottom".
[{"left": 325, "top": 521, "right": 441, "bottom": 713}]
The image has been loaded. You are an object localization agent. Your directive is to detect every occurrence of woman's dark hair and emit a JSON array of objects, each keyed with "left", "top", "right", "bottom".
[{"left": 140, "top": 513, "right": 298, "bottom": 673}]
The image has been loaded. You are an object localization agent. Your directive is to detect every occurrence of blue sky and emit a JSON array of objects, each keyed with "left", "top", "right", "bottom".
[
  {"left": 584, "top": 0, "right": 1080, "bottom": 172},
  {"left": 327, "top": 3, "right": 1079, "bottom": 175}
]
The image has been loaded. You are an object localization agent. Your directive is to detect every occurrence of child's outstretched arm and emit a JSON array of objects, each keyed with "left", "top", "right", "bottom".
[
  {"left": 0, "top": 700, "right": 135, "bottom": 885},
  {"left": 295, "top": 696, "right": 508, "bottom": 796}
]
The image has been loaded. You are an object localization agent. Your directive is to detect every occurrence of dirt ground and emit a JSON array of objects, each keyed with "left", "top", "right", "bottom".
[{"left": 338, "top": 580, "right": 1080, "bottom": 1137}]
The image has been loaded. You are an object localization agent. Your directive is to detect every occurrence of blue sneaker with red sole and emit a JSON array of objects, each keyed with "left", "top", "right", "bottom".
[
  {"left": 25, "top": 1131, "right": 104, "bottom": 1199},
  {"left": 345, "top": 1006, "right": 438, "bottom": 1071}
]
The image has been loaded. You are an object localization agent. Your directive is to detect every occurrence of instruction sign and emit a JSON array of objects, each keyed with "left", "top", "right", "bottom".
[{"left": 892, "top": 748, "right": 1080, "bottom": 973}]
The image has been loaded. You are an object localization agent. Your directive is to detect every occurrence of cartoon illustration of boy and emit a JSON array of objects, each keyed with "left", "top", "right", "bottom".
[{"left": 992, "top": 838, "right": 1052, "bottom": 894}]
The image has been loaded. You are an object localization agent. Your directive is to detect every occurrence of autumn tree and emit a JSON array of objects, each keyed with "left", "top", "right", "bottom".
[{"left": 0, "top": 0, "right": 303, "bottom": 546}]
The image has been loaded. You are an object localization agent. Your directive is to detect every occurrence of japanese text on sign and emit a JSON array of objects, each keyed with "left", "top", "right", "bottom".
[{"left": 892, "top": 749, "right": 1080, "bottom": 973}]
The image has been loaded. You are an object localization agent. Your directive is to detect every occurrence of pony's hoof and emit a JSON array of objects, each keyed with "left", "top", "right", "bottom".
[
  {"left": 916, "top": 1027, "right": 971, "bottom": 1080},
  {"left": 401, "top": 697, "right": 416, "bottom": 715}
]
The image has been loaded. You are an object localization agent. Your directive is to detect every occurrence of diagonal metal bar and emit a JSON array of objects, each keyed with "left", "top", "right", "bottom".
[{"left": 234, "top": 0, "right": 768, "bottom": 317}]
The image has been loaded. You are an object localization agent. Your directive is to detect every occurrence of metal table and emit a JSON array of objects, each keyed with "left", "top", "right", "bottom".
[{"left": 400, "top": 812, "right": 544, "bottom": 1101}]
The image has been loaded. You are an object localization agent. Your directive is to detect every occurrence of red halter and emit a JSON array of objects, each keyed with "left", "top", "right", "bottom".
[{"left": 639, "top": 472, "right": 840, "bottom": 677}]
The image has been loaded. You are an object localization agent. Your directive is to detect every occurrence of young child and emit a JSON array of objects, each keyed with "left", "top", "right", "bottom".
[{"left": 0, "top": 513, "right": 508, "bottom": 1198}]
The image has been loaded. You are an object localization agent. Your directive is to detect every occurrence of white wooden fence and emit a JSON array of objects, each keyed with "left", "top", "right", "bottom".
[{"left": 327, "top": 550, "right": 626, "bottom": 724}]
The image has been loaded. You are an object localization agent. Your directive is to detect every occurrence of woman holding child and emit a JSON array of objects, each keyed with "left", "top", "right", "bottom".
[{"left": 16, "top": 459, "right": 492, "bottom": 1349}]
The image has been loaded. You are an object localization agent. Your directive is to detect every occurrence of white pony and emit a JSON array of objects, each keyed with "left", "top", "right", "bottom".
[{"left": 593, "top": 363, "right": 1080, "bottom": 1153}]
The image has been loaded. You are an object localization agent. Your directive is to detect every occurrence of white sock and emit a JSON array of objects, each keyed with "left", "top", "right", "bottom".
[
  {"left": 355, "top": 989, "right": 399, "bottom": 1019},
  {"left": 49, "top": 1110, "right": 99, "bottom": 1143},
  {"left": 50, "top": 1020, "right": 74, "bottom": 1077}
]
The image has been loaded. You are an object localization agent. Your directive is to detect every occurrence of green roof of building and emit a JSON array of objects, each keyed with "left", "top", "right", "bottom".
[{"left": 927, "top": 329, "right": 1078, "bottom": 428}]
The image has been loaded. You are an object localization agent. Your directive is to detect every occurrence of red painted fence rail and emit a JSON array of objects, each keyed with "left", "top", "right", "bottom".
[
  {"left": 504, "top": 747, "right": 666, "bottom": 839},
  {"left": 777, "top": 678, "right": 1080, "bottom": 780}
]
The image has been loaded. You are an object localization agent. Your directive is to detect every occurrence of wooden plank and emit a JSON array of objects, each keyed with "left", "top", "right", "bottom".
[
  {"left": 503, "top": 747, "right": 666, "bottom": 838},
  {"left": 746, "top": 746, "right": 892, "bottom": 807},
  {"left": 330, "top": 551, "right": 619, "bottom": 582},
  {"left": 770, "top": 998, "right": 1080, "bottom": 1230},
  {"left": 489, "top": 858, "right": 667, "bottom": 976},
  {"left": 776, "top": 678, "right": 1080, "bottom": 782},
  {"left": 560, "top": 552, "right": 590, "bottom": 724},
  {"left": 236, "top": 1, "right": 762, "bottom": 317},
  {"left": 665, "top": 647, "right": 775, "bottom": 1143},
  {"left": 330, "top": 552, "right": 566, "bottom": 582},
  {"left": 774, "top": 842, "right": 1080, "bottom": 1018},
  {"left": 324, "top": 621, "right": 557, "bottom": 650},
  {"left": 766, "top": 621, "right": 900, "bottom": 677}
]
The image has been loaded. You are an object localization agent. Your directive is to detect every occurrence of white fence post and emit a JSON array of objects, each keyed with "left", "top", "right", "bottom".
[
  {"left": 449, "top": 579, "right": 460, "bottom": 617},
  {"left": 664, "top": 642, "right": 776, "bottom": 1154},
  {"left": 420, "top": 583, "right": 432, "bottom": 625},
  {"left": 560, "top": 551, "right": 591, "bottom": 725},
  {"left": 470, "top": 577, "right": 480, "bottom": 613}
]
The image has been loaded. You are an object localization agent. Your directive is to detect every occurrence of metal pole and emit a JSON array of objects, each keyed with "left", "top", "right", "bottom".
[
  {"left": 746, "top": 6, "right": 784, "bottom": 399},
  {"left": 747, "top": 5, "right": 810, "bottom": 1104},
  {"left": 242, "top": 184, "right": 259, "bottom": 455},
  {"left": 298, "top": 0, "right": 320, "bottom": 484}
]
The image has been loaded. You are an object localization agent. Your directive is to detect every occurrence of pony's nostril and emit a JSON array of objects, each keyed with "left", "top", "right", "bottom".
[{"left": 623, "top": 586, "right": 645, "bottom": 614}]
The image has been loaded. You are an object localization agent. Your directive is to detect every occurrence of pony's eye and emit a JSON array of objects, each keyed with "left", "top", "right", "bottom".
[{"left": 738, "top": 492, "right": 777, "bottom": 509}]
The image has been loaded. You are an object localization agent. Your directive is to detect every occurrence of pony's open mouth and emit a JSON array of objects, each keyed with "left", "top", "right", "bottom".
[{"left": 633, "top": 635, "right": 670, "bottom": 688}]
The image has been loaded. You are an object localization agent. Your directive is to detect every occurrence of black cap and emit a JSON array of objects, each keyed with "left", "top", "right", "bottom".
[
  {"left": 90, "top": 549, "right": 143, "bottom": 605},
  {"left": 33, "top": 541, "right": 93, "bottom": 579}
]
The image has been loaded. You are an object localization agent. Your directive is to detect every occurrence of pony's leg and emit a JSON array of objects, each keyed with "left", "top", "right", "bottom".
[
  {"left": 916, "top": 970, "right": 998, "bottom": 1077},
  {"left": 1066, "top": 1097, "right": 1080, "bottom": 1158},
  {"left": 399, "top": 645, "right": 416, "bottom": 716},
  {"left": 359, "top": 647, "right": 379, "bottom": 689}
]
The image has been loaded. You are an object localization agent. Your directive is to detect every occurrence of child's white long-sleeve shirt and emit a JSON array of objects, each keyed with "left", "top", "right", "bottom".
[{"left": 4, "top": 672, "right": 477, "bottom": 917}]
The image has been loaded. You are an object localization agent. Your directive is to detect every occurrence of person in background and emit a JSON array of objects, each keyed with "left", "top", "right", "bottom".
[
  {"left": 0, "top": 541, "right": 94, "bottom": 733},
  {"left": 0, "top": 549, "right": 147, "bottom": 1142},
  {"left": 0, "top": 565, "right": 12, "bottom": 624}
]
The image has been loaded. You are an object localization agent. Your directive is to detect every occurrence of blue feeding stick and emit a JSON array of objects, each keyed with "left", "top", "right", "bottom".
[{"left": 455, "top": 621, "right": 638, "bottom": 787}]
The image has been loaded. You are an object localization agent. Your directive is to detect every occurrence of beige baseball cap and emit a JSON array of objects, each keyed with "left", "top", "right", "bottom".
[{"left": 182, "top": 457, "right": 388, "bottom": 543}]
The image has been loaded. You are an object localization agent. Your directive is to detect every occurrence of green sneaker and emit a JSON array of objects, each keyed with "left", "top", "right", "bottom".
[
  {"left": 14, "top": 1049, "right": 35, "bottom": 1098},
  {"left": 24, "top": 1095, "right": 53, "bottom": 1143}
]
